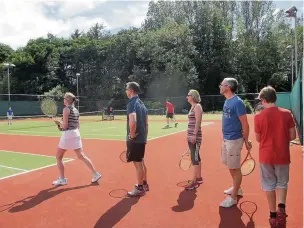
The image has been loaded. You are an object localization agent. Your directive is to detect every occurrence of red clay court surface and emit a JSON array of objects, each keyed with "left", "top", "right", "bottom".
[{"left": 0, "top": 118, "right": 302, "bottom": 228}]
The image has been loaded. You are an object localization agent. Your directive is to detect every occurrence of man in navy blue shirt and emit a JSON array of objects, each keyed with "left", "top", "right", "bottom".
[
  {"left": 7, "top": 107, "right": 13, "bottom": 125},
  {"left": 219, "top": 78, "right": 251, "bottom": 208},
  {"left": 125, "top": 82, "right": 149, "bottom": 197}
]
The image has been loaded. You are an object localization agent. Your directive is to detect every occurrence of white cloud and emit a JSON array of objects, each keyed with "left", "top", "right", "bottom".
[
  {"left": 56, "top": 1, "right": 101, "bottom": 19},
  {"left": 0, "top": 0, "right": 148, "bottom": 50},
  {"left": 113, "top": 4, "right": 148, "bottom": 27},
  {"left": 0, "top": 1, "right": 66, "bottom": 49}
]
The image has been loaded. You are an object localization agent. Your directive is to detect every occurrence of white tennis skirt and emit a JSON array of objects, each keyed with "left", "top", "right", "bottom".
[
  {"left": 7, "top": 116, "right": 12, "bottom": 120},
  {"left": 58, "top": 129, "right": 82, "bottom": 150}
]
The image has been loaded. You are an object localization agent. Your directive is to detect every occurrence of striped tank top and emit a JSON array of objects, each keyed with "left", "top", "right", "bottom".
[
  {"left": 64, "top": 106, "right": 79, "bottom": 131},
  {"left": 187, "top": 104, "right": 202, "bottom": 142}
]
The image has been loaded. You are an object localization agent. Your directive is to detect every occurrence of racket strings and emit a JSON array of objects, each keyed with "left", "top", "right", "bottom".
[
  {"left": 241, "top": 159, "right": 255, "bottom": 175},
  {"left": 179, "top": 152, "right": 192, "bottom": 170},
  {"left": 41, "top": 98, "right": 58, "bottom": 116}
]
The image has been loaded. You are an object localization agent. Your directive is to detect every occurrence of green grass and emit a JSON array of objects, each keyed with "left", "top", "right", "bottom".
[
  {"left": 0, "top": 114, "right": 220, "bottom": 140},
  {"left": 0, "top": 151, "right": 72, "bottom": 179}
]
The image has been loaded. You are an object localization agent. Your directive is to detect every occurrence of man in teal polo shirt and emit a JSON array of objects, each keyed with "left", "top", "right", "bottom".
[{"left": 125, "top": 81, "right": 149, "bottom": 197}]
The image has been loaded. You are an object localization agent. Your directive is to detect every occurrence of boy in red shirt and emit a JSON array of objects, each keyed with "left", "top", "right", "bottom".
[
  {"left": 254, "top": 86, "right": 296, "bottom": 228},
  {"left": 165, "top": 99, "right": 178, "bottom": 128}
]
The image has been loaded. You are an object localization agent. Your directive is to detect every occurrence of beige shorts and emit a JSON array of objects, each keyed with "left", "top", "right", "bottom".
[{"left": 221, "top": 138, "right": 244, "bottom": 169}]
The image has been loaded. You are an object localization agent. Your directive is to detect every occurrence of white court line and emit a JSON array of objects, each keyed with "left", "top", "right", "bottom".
[
  {"left": 0, "top": 132, "right": 126, "bottom": 142},
  {"left": 0, "top": 159, "right": 74, "bottom": 181},
  {"left": 0, "top": 165, "right": 27, "bottom": 171},
  {"left": 8, "top": 130, "right": 125, "bottom": 137},
  {"left": 0, "top": 150, "right": 65, "bottom": 159},
  {"left": 148, "top": 122, "right": 214, "bottom": 141}
]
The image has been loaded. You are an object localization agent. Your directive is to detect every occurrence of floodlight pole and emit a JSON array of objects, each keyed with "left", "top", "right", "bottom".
[
  {"left": 76, "top": 73, "right": 80, "bottom": 111},
  {"left": 294, "top": 15, "right": 298, "bottom": 83},
  {"left": 286, "top": 45, "right": 294, "bottom": 87},
  {"left": 3, "top": 63, "right": 16, "bottom": 104},
  {"left": 285, "top": 6, "right": 298, "bottom": 85}
]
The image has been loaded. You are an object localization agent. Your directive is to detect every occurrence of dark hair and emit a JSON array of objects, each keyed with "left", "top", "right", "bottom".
[
  {"left": 259, "top": 86, "right": 277, "bottom": 103},
  {"left": 126, "top": 81, "right": 140, "bottom": 94},
  {"left": 166, "top": 99, "right": 170, "bottom": 102},
  {"left": 225, "top": 78, "right": 238, "bottom": 93}
]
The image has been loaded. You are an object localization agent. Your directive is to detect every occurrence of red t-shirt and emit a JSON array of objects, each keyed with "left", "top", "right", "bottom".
[
  {"left": 254, "top": 107, "right": 295, "bottom": 164},
  {"left": 166, "top": 101, "right": 174, "bottom": 113}
]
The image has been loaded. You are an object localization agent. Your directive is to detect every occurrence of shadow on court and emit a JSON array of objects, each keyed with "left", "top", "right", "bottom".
[
  {"left": 94, "top": 197, "right": 140, "bottom": 228},
  {"left": 6, "top": 183, "right": 97, "bottom": 213},
  {"left": 218, "top": 204, "right": 256, "bottom": 228},
  {"left": 171, "top": 189, "right": 197, "bottom": 212}
]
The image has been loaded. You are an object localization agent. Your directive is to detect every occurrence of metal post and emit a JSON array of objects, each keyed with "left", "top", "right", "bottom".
[
  {"left": 76, "top": 73, "right": 80, "bottom": 111},
  {"left": 285, "top": 6, "right": 298, "bottom": 85},
  {"left": 7, "top": 66, "right": 10, "bottom": 103},
  {"left": 294, "top": 16, "right": 298, "bottom": 82},
  {"left": 291, "top": 48, "right": 294, "bottom": 87}
]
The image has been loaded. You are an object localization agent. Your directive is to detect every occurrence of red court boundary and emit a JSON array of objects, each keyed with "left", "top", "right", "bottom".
[{"left": 0, "top": 119, "right": 302, "bottom": 228}]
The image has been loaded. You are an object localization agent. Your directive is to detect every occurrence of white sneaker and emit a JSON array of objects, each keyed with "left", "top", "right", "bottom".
[
  {"left": 220, "top": 196, "right": 237, "bottom": 208},
  {"left": 224, "top": 187, "right": 243, "bottom": 196},
  {"left": 127, "top": 185, "right": 145, "bottom": 197},
  {"left": 52, "top": 177, "right": 67, "bottom": 186},
  {"left": 91, "top": 172, "right": 102, "bottom": 183}
]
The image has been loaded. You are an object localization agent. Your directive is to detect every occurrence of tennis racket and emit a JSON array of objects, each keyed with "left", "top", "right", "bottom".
[
  {"left": 241, "top": 141, "right": 255, "bottom": 176},
  {"left": 41, "top": 97, "right": 58, "bottom": 118},
  {"left": 120, "top": 150, "right": 128, "bottom": 163},
  {"left": 40, "top": 97, "right": 61, "bottom": 128},
  {"left": 179, "top": 149, "right": 192, "bottom": 171}
]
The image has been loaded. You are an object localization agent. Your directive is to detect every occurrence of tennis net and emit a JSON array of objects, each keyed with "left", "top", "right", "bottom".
[{"left": 0, "top": 108, "right": 165, "bottom": 123}]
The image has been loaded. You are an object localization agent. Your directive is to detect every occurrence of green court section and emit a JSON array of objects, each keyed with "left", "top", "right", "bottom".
[
  {"left": 0, "top": 151, "right": 72, "bottom": 179},
  {"left": 0, "top": 115, "right": 219, "bottom": 140},
  {"left": 0, "top": 166, "right": 23, "bottom": 177}
]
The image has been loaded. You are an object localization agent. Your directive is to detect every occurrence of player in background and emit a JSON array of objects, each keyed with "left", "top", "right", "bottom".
[
  {"left": 7, "top": 107, "right": 13, "bottom": 125},
  {"left": 165, "top": 99, "right": 178, "bottom": 128}
]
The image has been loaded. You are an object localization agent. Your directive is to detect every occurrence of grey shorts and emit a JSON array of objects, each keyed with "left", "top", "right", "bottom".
[
  {"left": 221, "top": 138, "right": 244, "bottom": 169},
  {"left": 188, "top": 141, "right": 201, "bottom": 165},
  {"left": 260, "top": 164, "right": 290, "bottom": 191}
]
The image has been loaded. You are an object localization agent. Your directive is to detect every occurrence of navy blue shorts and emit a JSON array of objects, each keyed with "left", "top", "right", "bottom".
[{"left": 126, "top": 141, "right": 146, "bottom": 162}]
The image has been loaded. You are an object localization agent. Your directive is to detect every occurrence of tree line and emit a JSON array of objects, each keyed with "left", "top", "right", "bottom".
[{"left": 0, "top": 1, "right": 303, "bottom": 105}]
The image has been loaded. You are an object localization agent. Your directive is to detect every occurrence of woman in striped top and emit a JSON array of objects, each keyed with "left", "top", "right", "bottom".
[
  {"left": 52, "top": 92, "right": 101, "bottom": 186},
  {"left": 185, "top": 90, "right": 203, "bottom": 190}
]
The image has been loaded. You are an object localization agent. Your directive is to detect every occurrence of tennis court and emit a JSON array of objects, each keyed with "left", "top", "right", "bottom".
[
  {"left": 0, "top": 150, "right": 73, "bottom": 180},
  {"left": 0, "top": 114, "right": 302, "bottom": 228}
]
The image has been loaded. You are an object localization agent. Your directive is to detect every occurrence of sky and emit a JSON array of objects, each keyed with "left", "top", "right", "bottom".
[{"left": 0, "top": 0, "right": 303, "bottom": 50}]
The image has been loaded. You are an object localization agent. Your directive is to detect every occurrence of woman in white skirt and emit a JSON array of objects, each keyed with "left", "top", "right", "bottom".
[{"left": 53, "top": 92, "right": 101, "bottom": 186}]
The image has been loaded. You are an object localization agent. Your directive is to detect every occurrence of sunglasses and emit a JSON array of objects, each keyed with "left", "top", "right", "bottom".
[{"left": 219, "top": 84, "right": 229, "bottom": 88}]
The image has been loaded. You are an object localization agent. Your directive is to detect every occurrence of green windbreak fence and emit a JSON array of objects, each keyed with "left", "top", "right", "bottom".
[
  {"left": 290, "top": 61, "right": 303, "bottom": 145},
  {"left": 276, "top": 93, "right": 291, "bottom": 110},
  {"left": 290, "top": 76, "right": 301, "bottom": 131},
  {"left": 275, "top": 75, "right": 302, "bottom": 145}
]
